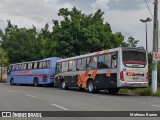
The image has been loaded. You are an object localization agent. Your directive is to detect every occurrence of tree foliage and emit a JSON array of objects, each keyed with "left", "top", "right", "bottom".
[
  {"left": 0, "top": 21, "right": 41, "bottom": 63},
  {"left": 0, "top": 7, "right": 134, "bottom": 64},
  {"left": 127, "top": 36, "right": 139, "bottom": 47},
  {"left": 52, "top": 7, "right": 127, "bottom": 57},
  {"left": 0, "top": 47, "right": 8, "bottom": 66}
]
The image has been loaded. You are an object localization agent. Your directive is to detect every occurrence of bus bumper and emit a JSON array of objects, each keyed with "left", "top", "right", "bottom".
[{"left": 119, "top": 82, "right": 148, "bottom": 88}]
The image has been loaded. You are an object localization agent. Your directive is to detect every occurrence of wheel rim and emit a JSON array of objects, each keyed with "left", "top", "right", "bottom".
[
  {"left": 11, "top": 80, "right": 14, "bottom": 85},
  {"left": 88, "top": 83, "right": 93, "bottom": 92},
  {"left": 62, "top": 82, "right": 65, "bottom": 89}
]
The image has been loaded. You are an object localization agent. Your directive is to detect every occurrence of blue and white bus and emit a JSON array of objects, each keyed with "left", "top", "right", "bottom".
[{"left": 6, "top": 57, "right": 62, "bottom": 86}]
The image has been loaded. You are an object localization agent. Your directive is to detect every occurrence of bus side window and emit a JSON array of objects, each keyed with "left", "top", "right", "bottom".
[
  {"left": 72, "top": 60, "right": 76, "bottom": 71},
  {"left": 81, "top": 58, "right": 86, "bottom": 70},
  {"left": 68, "top": 60, "right": 77, "bottom": 71},
  {"left": 86, "top": 57, "right": 90, "bottom": 68},
  {"left": 19, "top": 64, "right": 22, "bottom": 70},
  {"left": 42, "top": 61, "right": 47, "bottom": 68},
  {"left": 16, "top": 64, "right": 19, "bottom": 70},
  {"left": 46, "top": 61, "right": 50, "bottom": 68},
  {"left": 76, "top": 59, "right": 81, "bottom": 71},
  {"left": 39, "top": 62, "right": 43, "bottom": 69},
  {"left": 33, "top": 62, "right": 37, "bottom": 69},
  {"left": 98, "top": 55, "right": 107, "bottom": 68},
  {"left": 69, "top": 61, "right": 73, "bottom": 71},
  {"left": 88, "top": 56, "right": 97, "bottom": 69},
  {"left": 104, "top": 54, "right": 111, "bottom": 68},
  {"left": 62, "top": 62, "right": 68, "bottom": 72},
  {"left": 77, "top": 58, "right": 86, "bottom": 71},
  {"left": 56, "top": 63, "right": 61, "bottom": 73},
  {"left": 111, "top": 52, "right": 118, "bottom": 68},
  {"left": 28, "top": 63, "right": 33, "bottom": 70},
  {"left": 23, "top": 64, "right": 27, "bottom": 70}
]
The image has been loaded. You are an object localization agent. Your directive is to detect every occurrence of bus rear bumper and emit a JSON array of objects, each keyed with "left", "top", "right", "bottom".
[{"left": 119, "top": 82, "right": 148, "bottom": 88}]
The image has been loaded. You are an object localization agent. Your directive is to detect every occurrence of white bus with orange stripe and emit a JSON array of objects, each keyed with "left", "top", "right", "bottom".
[{"left": 54, "top": 47, "right": 148, "bottom": 94}]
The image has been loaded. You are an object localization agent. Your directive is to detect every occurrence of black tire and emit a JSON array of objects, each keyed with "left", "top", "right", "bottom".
[
  {"left": 87, "top": 80, "right": 95, "bottom": 93},
  {"left": 61, "top": 81, "right": 68, "bottom": 90},
  {"left": 108, "top": 88, "right": 119, "bottom": 94},
  {"left": 33, "top": 78, "right": 39, "bottom": 87},
  {"left": 10, "top": 79, "right": 14, "bottom": 85}
]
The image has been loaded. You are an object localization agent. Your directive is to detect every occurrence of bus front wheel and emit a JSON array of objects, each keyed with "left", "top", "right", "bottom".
[
  {"left": 61, "top": 81, "right": 68, "bottom": 90},
  {"left": 87, "top": 80, "right": 95, "bottom": 93},
  {"left": 33, "top": 78, "right": 39, "bottom": 87},
  {"left": 10, "top": 79, "right": 14, "bottom": 85}
]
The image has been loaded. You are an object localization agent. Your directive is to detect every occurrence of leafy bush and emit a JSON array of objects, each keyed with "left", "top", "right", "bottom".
[{"left": 1, "top": 79, "right": 6, "bottom": 83}]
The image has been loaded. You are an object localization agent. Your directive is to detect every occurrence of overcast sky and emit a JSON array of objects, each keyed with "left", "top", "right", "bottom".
[{"left": 0, "top": 0, "right": 159, "bottom": 52}]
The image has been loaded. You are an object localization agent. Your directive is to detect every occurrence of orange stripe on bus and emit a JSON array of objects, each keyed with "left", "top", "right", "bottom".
[
  {"left": 104, "top": 50, "right": 109, "bottom": 54},
  {"left": 90, "top": 70, "right": 98, "bottom": 79},
  {"left": 78, "top": 75, "right": 83, "bottom": 86},
  {"left": 84, "top": 69, "right": 90, "bottom": 77},
  {"left": 96, "top": 51, "right": 100, "bottom": 55}
]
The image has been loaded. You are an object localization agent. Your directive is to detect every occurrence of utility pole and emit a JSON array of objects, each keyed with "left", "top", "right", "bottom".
[
  {"left": 140, "top": 18, "right": 152, "bottom": 51},
  {"left": 152, "top": 0, "right": 159, "bottom": 93}
]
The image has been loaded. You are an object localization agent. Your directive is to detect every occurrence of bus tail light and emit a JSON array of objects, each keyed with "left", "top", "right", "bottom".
[
  {"left": 120, "top": 71, "right": 124, "bottom": 81},
  {"left": 146, "top": 72, "right": 148, "bottom": 81}
]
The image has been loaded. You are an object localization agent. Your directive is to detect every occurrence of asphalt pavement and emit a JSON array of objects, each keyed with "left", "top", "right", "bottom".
[{"left": 0, "top": 83, "right": 160, "bottom": 120}]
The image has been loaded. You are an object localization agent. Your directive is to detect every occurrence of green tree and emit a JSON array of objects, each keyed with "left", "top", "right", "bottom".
[
  {"left": 0, "top": 7, "right": 129, "bottom": 64},
  {"left": 0, "top": 21, "right": 41, "bottom": 63},
  {"left": 0, "top": 47, "right": 8, "bottom": 66},
  {"left": 127, "top": 36, "right": 139, "bottom": 47},
  {"left": 52, "top": 7, "right": 127, "bottom": 57},
  {"left": 38, "top": 23, "right": 55, "bottom": 58}
]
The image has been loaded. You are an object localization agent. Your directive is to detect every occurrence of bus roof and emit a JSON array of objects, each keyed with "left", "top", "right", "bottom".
[
  {"left": 9, "top": 57, "right": 62, "bottom": 66},
  {"left": 57, "top": 47, "right": 146, "bottom": 62}
]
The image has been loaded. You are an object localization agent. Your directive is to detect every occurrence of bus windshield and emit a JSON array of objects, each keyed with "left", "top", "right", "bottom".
[{"left": 122, "top": 50, "right": 146, "bottom": 67}]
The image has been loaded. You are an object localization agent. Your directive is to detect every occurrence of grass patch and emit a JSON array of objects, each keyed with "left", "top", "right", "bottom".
[
  {"left": 132, "top": 87, "right": 152, "bottom": 96},
  {"left": 119, "top": 88, "right": 130, "bottom": 94},
  {"left": 1, "top": 79, "right": 6, "bottom": 83},
  {"left": 119, "top": 87, "right": 160, "bottom": 96}
]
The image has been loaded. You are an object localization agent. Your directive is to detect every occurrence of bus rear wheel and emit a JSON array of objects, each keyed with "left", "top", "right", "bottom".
[
  {"left": 33, "top": 78, "right": 39, "bottom": 87},
  {"left": 108, "top": 88, "right": 119, "bottom": 94},
  {"left": 10, "top": 79, "right": 14, "bottom": 85}
]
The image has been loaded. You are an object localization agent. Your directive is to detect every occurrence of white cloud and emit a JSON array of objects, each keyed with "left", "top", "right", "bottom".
[
  {"left": 90, "top": 0, "right": 156, "bottom": 51},
  {"left": 91, "top": 0, "right": 110, "bottom": 12},
  {"left": 114, "top": 0, "right": 119, "bottom": 2},
  {"left": 0, "top": 0, "right": 73, "bottom": 29},
  {"left": 105, "top": 8, "right": 153, "bottom": 50},
  {"left": 63, "top": 3, "right": 73, "bottom": 10},
  {"left": 0, "top": 19, "right": 7, "bottom": 33}
]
